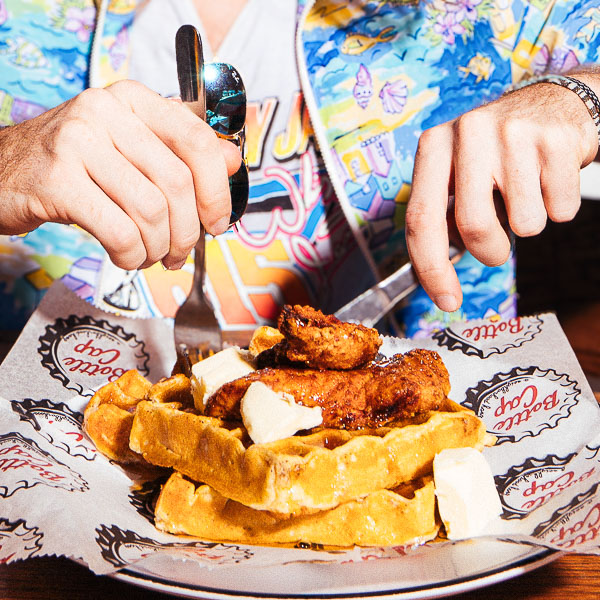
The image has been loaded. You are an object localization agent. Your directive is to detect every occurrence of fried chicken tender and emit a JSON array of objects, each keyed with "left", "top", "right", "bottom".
[
  {"left": 257, "top": 304, "right": 382, "bottom": 370},
  {"left": 205, "top": 349, "right": 450, "bottom": 429}
]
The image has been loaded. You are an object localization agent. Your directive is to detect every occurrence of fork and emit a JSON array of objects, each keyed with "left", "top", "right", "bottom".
[
  {"left": 173, "top": 25, "right": 222, "bottom": 376},
  {"left": 173, "top": 225, "right": 222, "bottom": 376}
]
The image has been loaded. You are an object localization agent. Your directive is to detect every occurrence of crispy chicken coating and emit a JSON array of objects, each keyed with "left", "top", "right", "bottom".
[
  {"left": 205, "top": 349, "right": 450, "bottom": 430},
  {"left": 257, "top": 304, "right": 382, "bottom": 370}
]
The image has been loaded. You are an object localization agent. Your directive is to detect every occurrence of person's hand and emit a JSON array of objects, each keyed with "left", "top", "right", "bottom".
[
  {"left": 405, "top": 75, "right": 599, "bottom": 312},
  {"left": 0, "top": 80, "right": 242, "bottom": 270}
]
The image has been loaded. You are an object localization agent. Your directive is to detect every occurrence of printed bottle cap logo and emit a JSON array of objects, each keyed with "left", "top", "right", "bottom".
[
  {"left": 10, "top": 398, "right": 96, "bottom": 461},
  {"left": 129, "top": 477, "right": 168, "bottom": 524},
  {"left": 493, "top": 453, "right": 600, "bottom": 518},
  {"left": 96, "top": 524, "right": 252, "bottom": 569},
  {"left": 0, "top": 518, "right": 43, "bottom": 563},
  {"left": 464, "top": 366, "right": 579, "bottom": 444},
  {"left": 434, "top": 316, "right": 542, "bottom": 358},
  {"left": 39, "top": 315, "right": 149, "bottom": 397},
  {"left": 0, "top": 432, "right": 88, "bottom": 498},
  {"left": 534, "top": 484, "right": 600, "bottom": 550}
]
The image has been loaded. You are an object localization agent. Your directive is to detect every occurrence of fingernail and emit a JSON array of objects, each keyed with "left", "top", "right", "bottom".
[
  {"left": 211, "top": 217, "right": 230, "bottom": 235},
  {"left": 435, "top": 294, "right": 459, "bottom": 313}
]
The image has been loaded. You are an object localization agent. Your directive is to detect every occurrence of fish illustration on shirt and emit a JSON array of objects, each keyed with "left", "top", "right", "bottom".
[
  {"left": 459, "top": 54, "right": 493, "bottom": 83},
  {"left": 341, "top": 26, "right": 396, "bottom": 55},
  {"left": 353, "top": 64, "right": 373, "bottom": 108},
  {"left": 105, "top": 0, "right": 136, "bottom": 14},
  {"left": 0, "top": 37, "right": 48, "bottom": 68}
]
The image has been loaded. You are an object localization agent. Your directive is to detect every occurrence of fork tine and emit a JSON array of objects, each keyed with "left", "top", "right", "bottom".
[{"left": 174, "top": 344, "right": 193, "bottom": 378}]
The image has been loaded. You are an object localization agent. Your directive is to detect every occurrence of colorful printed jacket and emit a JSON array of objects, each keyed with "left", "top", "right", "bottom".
[{"left": 1, "top": 0, "right": 599, "bottom": 337}]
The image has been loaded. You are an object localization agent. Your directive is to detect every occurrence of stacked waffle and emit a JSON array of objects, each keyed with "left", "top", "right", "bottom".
[{"left": 84, "top": 305, "right": 491, "bottom": 547}]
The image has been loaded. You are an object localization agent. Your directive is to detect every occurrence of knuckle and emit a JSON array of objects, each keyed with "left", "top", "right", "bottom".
[
  {"left": 455, "top": 214, "right": 490, "bottom": 243},
  {"left": 498, "top": 116, "right": 529, "bottom": 143},
  {"left": 453, "top": 109, "right": 489, "bottom": 140},
  {"left": 115, "top": 223, "right": 142, "bottom": 253},
  {"left": 184, "top": 120, "right": 217, "bottom": 152},
  {"left": 50, "top": 117, "right": 91, "bottom": 149},
  {"left": 539, "top": 145, "right": 563, "bottom": 167},
  {"left": 163, "top": 162, "right": 194, "bottom": 197},
  {"left": 107, "top": 79, "right": 145, "bottom": 99},
  {"left": 548, "top": 200, "right": 580, "bottom": 223},
  {"left": 510, "top": 213, "right": 547, "bottom": 237},
  {"left": 416, "top": 127, "right": 435, "bottom": 148},
  {"left": 416, "top": 124, "right": 445, "bottom": 152},
  {"left": 137, "top": 190, "right": 168, "bottom": 226},
  {"left": 109, "top": 227, "right": 145, "bottom": 269},
  {"left": 44, "top": 90, "right": 116, "bottom": 153},
  {"left": 171, "top": 224, "right": 200, "bottom": 254},
  {"left": 137, "top": 231, "right": 170, "bottom": 265},
  {"left": 416, "top": 261, "right": 447, "bottom": 280},
  {"left": 145, "top": 245, "right": 170, "bottom": 265},
  {"left": 70, "top": 87, "right": 113, "bottom": 117},
  {"left": 405, "top": 205, "right": 433, "bottom": 238}
]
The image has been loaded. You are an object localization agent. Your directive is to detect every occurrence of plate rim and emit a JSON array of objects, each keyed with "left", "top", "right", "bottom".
[{"left": 108, "top": 546, "right": 562, "bottom": 600}]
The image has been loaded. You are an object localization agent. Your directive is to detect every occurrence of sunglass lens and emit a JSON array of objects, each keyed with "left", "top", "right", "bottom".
[
  {"left": 204, "top": 62, "right": 246, "bottom": 137},
  {"left": 229, "top": 162, "right": 249, "bottom": 225}
]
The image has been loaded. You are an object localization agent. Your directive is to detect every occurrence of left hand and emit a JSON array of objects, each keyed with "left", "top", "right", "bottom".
[{"left": 405, "top": 75, "right": 599, "bottom": 312}]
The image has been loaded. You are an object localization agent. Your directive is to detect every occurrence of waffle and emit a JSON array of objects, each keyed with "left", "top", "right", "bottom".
[
  {"left": 129, "top": 396, "right": 488, "bottom": 515},
  {"left": 84, "top": 326, "right": 493, "bottom": 546},
  {"left": 83, "top": 370, "right": 192, "bottom": 464},
  {"left": 155, "top": 471, "right": 439, "bottom": 546},
  {"left": 83, "top": 370, "right": 152, "bottom": 464}
]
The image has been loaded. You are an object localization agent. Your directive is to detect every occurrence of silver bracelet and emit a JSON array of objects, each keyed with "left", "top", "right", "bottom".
[{"left": 510, "top": 74, "right": 600, "bottom": 144}]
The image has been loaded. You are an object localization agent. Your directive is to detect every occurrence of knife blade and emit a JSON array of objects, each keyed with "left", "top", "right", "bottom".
[{"left": 334, "top": 246, "right": 462, "bottom": 328}]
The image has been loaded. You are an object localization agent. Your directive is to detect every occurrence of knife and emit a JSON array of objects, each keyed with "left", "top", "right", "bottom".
[{"left": 334, "top": 246, "right": 462, "bottom": 328}]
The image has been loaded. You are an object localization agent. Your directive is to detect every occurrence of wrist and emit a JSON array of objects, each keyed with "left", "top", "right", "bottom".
[{"left": 510, "top": 73, "right": 600, "bottom": 163}]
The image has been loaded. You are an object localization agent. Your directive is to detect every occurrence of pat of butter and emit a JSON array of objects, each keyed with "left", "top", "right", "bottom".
[
  {"left": 240, "top": 381, "right": 323, "bottom": 444},
  {"left": 190, "top": 347, "right": 255, "bottom": 411},
  {"left": 433, "top": 447, "right": 502, "bottom": 540}
]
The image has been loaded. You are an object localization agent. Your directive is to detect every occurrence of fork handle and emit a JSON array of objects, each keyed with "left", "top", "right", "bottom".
[
  {"left": 175, "top": 25, "right": 206, "bottom": 120},
  {"left": 192, "top": 224, "right": 207, "bottom": 296},
  {"left": 176, "top": 25, "right": 209, "bottom": 298}
]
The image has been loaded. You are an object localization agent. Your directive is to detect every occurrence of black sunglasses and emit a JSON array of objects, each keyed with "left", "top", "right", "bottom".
[{"left": 175, "top": 24, "right": 248, "bottom": 225}]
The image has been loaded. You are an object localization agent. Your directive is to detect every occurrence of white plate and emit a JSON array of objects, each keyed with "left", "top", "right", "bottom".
[{"left": 111, "top": 539, "right": 560, "bottom": 599}]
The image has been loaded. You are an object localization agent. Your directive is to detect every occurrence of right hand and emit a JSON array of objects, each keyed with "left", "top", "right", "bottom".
[
  {"left": 405, "top": 77, "right": 597, "bottom": 312},
  {"left": 0, "top": 80, "right": 242, "bottom": 270}
]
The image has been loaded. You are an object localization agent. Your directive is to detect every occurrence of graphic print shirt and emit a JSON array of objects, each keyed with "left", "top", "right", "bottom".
[
  {"left": 117, "top": 0, "right": 375, "bottom": 337},
  {"left": 1, "top": 0, "right": 599, "bottom": 338}
]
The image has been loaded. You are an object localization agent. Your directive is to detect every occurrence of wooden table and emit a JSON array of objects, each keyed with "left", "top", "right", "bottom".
[{"left": 1, "top": 553, "right": 599, "bottom": 599}]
